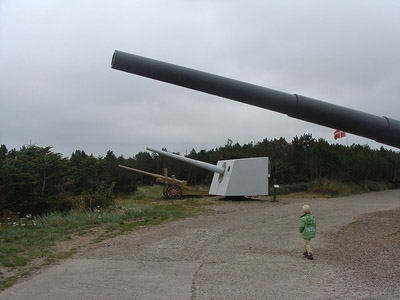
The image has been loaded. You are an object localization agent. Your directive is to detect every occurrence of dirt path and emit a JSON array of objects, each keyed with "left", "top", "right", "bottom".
[{"left": 1, "top": 190, "right": 399, "bottom": 300}]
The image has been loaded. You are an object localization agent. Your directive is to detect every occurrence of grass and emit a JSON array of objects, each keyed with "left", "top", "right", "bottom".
[
  {"left": 277, "top": 179, "right": 391, "bottom": 198},
  {"left": 386, "top": 230, "right": 400, "bottom": 237},
  {"left": 341, "top": 220, "right": 362, "bottom": 231},
  {"left": 0, "top": 186, "right": 219, "bottom": 291}
]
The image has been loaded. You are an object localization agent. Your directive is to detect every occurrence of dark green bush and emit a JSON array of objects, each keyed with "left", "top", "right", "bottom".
[
  {"left": 77, "top": 182, "right": 116, "bottom": 210},
  {"left": 364, "top": 181, "right": 380, "bottom": 192}
]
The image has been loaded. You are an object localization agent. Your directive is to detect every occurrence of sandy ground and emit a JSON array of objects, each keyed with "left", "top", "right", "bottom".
[{"left": 1, "top": 189, "right": 399, "bottom": 300}]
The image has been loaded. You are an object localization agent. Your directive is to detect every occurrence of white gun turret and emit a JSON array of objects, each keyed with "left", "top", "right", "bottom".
[{"left": 147, "top": 147, "right": 269, "bottom": 197}]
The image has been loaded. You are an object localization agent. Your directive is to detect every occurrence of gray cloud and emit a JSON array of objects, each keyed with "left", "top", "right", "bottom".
[{"left": 1, "top": 0, "right": 399, "bottom": 157}]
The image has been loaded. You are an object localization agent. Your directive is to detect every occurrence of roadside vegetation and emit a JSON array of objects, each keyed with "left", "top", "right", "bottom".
[
  {"left": 276, "top": 179, "right": 391, "bottom": 198},
  {"left": 0, "top": 186, "right": 218, "bottom": 291}
]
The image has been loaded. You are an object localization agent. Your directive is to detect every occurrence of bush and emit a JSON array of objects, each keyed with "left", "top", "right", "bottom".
[
  {"left": 364, "top": 181, "right": 381, "bottom": 192},
  {"left": 363, "top": 180, "right": 391, "bottom": 192},
  {"left": 68, "top": 182, "right": 116, "bottom": 210}
]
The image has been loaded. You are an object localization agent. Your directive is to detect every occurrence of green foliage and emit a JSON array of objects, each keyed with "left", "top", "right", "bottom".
[
  {"left": 0, "top": 145, "right": 68, "bottom": 214},
  {"left": 187, "top": 135, "right": 400, "bottom": 188},
  {"left": 1, "top": 135, "right": 399, "bottom": 216},
  {"left": 0, "top": 145, "right": 137, "bottom": 215},
  {"left": 72, "top": 182, "right": 116, "bottom": 210},
  {"left": 276, "top": 179, "right": 391, "bottom": 198}
]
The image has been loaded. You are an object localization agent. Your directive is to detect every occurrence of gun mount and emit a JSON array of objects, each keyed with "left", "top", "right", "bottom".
[
  {"left": 111, "top": 50, "right": 400, "bottom": 149},
  {"left": 147, "top": 147, "right": 270, "bottom": 197}
]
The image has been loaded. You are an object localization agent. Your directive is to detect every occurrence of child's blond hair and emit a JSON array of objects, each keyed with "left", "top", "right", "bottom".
[{"left": 302, "top": 205, "right": 311, "bottom": 214}]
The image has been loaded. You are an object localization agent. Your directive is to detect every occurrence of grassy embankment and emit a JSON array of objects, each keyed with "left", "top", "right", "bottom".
[
  {"left": 0, "top": 185, "right": 217, "bottom": 290},
  {"left": 276, "top": 179, "right": 391, "bottom": 198}
]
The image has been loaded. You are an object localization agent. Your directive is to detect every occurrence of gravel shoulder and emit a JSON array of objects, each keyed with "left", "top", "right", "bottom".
[
  {"left": 1, "top": 190, "right": 399, "bottom": 300},
  {"left": 319, "top": 208, "right": 400, "bottom": 299}
]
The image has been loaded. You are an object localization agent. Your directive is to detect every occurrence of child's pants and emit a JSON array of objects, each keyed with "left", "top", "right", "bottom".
[{"left": 304, "top": 238, "right": 312, "bottom": 254}]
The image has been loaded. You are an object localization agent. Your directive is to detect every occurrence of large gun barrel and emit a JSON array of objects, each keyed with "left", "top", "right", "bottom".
[
  {"left": 146, "top": 147, "right": 225, "bottom": 174},
  {"left": 111, "top": 50, "right": 400, "bottom": 148},
  {"left": 118, "top": 164, "right": 187, "bottom": 185},
  {"left": 118, "top": 164, "right": 164, "bottom": 178}
]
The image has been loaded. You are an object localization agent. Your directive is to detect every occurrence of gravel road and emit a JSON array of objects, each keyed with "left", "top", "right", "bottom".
[{"left": 1, "top": 190, "right": 399, "bottom": 300}]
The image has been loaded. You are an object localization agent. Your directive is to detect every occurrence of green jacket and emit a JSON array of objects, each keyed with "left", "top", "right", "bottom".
[{"left": 299, "top": 213, "right": 316, "bottom": 239}]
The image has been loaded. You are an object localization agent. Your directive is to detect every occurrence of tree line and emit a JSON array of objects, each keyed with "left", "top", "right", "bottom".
[{"left": 1, "top": 134, "right": 399, "bottom": 215}]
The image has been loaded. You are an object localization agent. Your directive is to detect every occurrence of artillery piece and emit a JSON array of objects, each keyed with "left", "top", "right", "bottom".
[
  {"left": 118, "top": 164, "right": 208, "bottom": 199},
  {"left": 146, "top": 147, "right": 270, "bottom": 197},
  {"left": 111, "top": 50, "right": 400, "bottom": 149}
]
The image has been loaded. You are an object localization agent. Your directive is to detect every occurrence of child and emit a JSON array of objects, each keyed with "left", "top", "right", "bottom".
[{"left": 299, "top": 205, "right": 316, "bottom": 260}]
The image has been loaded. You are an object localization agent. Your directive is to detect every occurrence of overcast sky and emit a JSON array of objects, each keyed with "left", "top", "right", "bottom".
[{"left": 1, "top": 0, "right": 400, "bottom": 158}]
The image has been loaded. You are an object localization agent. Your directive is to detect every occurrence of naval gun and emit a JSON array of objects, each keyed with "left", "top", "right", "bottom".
[
  {"left": 111, "top": 50, "right": 400, "bottom": 149},
  {"left": 146, "top": 147, "right": 270, "bottom": 197}
]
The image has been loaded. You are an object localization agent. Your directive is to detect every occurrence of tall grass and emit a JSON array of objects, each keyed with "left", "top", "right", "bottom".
[
  {"left": 132, "top": 185, "right": 164, "bottom": 199},
  {"left": 277, "top": 179, "right": 391, "bottom": 197}
]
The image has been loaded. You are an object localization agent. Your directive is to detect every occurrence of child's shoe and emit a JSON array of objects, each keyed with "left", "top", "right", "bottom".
[
  {"left": 303, "top": 251, "right": 308, "bottom": 257},
  {"left": 307, "top": 253, "right": 313, "bottom": 260}
]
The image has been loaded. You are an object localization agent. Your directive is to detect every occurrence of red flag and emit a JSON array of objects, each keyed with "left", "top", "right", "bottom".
[{"left": 334, "top": 130, "right": 346, "bottom": 140}]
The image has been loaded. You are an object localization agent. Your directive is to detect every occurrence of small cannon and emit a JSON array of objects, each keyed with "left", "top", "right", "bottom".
[
  {"left": 118, "top": 164, "right": 208, "bottom": 199},
  {"left": 111, "top": 50, "right": 400, "bottom": 149},
  {"left": 146, "top": 147, "right": 270, "bottom": 197}
]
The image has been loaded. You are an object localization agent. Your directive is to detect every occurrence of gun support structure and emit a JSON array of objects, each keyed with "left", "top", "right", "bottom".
[{"left": 111, "top": 50, "right": 400, "bottom": 149}]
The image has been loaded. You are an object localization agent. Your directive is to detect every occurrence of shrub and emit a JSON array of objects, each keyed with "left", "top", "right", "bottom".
[
  {"left": 69, "top": 182, "right": 116, "bottom": 210},
  {"left": 364, "top": 181, "right": 380, "bottom": 192}
]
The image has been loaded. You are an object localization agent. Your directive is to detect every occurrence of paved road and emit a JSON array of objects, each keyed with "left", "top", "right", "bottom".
[{"left": 1, "top": 190, "right": 400, "bottom": 300}]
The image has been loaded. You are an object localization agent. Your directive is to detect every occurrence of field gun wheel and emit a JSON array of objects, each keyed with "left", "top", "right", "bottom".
[{"left": 166, "top": 185, "right": 182, "bottom": 199}]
